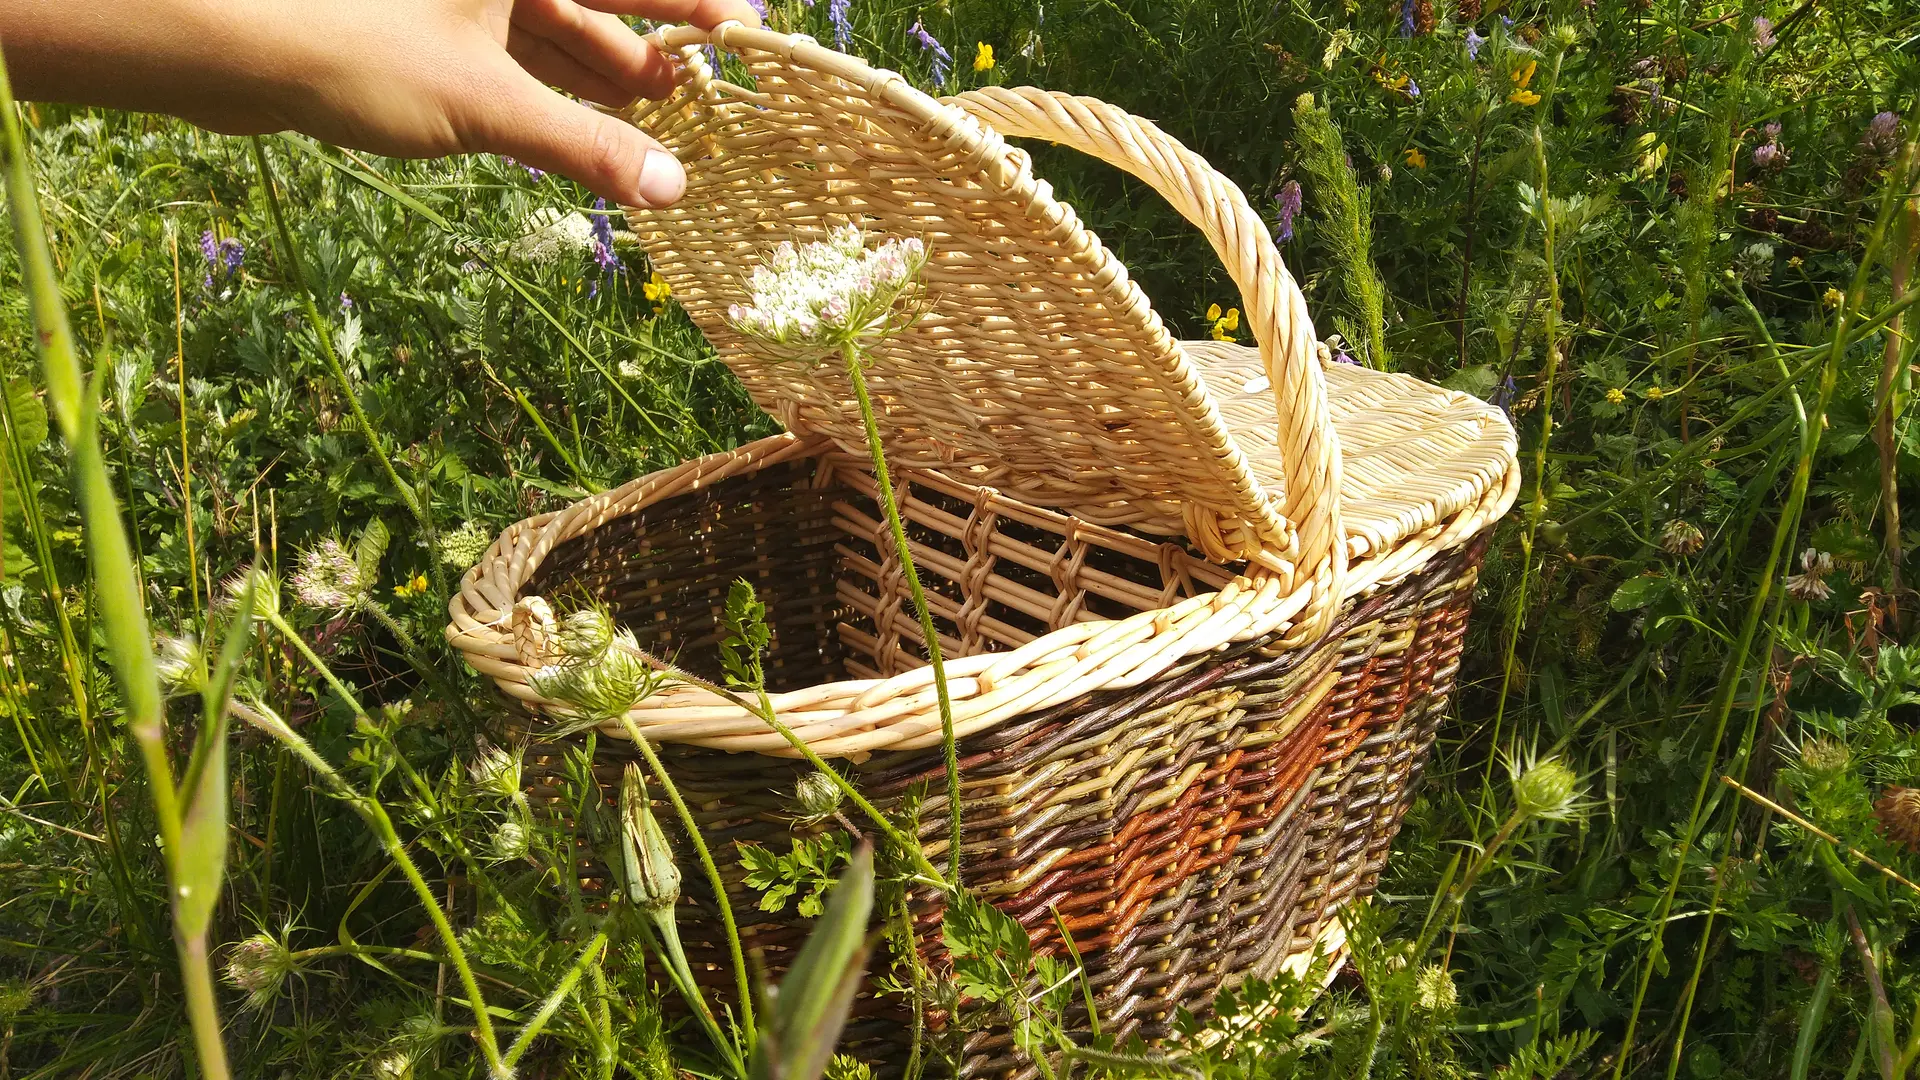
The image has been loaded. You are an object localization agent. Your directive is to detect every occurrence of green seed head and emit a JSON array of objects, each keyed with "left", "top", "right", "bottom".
[
  {"left": 1414, "top": 965, "right": 1458, "bottom": 1013},
  {"left": 224, "top": 931, "right": 296, "bottom": 1011},
  {"left": 795, "top": 771, "right": 846, "bottom": 822},
  {"left": 557, "top": 608, "right": 615, "bottom": 660}
]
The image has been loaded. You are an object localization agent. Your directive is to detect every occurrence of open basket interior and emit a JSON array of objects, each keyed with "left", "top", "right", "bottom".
[{"left": 523, "top": 447, "right": 1239, "bottom": 695}]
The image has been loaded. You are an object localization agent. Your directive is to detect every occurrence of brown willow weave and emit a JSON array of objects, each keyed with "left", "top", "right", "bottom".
[{"left": 507, "top": 450, "right": 1483, "bottom": 1075}]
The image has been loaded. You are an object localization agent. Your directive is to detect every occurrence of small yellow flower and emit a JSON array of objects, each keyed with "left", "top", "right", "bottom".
[
  {"left": 1644, "top": 385, "right": 1666, "bottom": 402},
  {"left": 1209, "top": 306, "right": 1241, "bottom": 341},
  {"left": 1787, "top": 255, "right": 1804, "bottom": 268},
  {"left": 973, "top": 42, "right": 995, "bottom": 71},
  {"left": 1404, "top": 147, "right": 1427, "bottom": 169},
  {"left": 1822, "top": 287, "right": 1846, "bottom": 309},
  {"left": 643, "top": 271, "right": 672, "bottom": 304},
  {"left": 1513, "top": 59, "right": 1538, "bottom": 88},
  {"left": 1206, "top": 302, "right": 1222, "bottom": 321},
  {"left": 1510, "top": 89, "right": 1541, "bottom": 106},
  {"left": 1606, "top": 387, "right": 1625, "bottom": 404},
  {"left": 393, "top": 573, "right": 429, "bottom": 599}
]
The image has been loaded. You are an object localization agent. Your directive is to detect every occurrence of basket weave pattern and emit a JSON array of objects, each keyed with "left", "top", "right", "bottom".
[{"left": 512, "top": 451, "right": 1481, "bottom": 1072}]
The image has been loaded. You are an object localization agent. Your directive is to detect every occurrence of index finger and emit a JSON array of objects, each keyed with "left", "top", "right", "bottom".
[{"left": 578, "top": 0, "right": 764, "bottom": 30}]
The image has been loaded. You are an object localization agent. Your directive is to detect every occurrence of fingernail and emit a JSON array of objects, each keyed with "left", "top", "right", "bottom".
[{"left": 633, "top": 149, "right": 686, "bottom": 206}]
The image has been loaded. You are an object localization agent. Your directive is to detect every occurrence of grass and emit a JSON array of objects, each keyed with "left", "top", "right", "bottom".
[{"left": 1, "top": 0, "right": 1919, "bottom": 1077}]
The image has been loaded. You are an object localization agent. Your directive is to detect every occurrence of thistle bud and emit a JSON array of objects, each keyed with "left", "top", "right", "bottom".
[
  {"left": 795, "top": 771, "right": 846, "bottom": 823},
  {"left": 621, "top": 763, "right": 682, "bottom": 918},
  {"left": 1513, "top": 756, "right": 1581, "bottom": 821}
]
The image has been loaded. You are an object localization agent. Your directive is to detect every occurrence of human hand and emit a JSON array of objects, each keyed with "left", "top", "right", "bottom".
[{"left": 0, "top": 0, "right": 762, "bottom": 207}]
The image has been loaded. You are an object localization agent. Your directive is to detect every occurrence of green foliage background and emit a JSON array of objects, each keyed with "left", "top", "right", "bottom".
[{"left": 2, "top": 0, "right": 1920, "bottom": 1076}]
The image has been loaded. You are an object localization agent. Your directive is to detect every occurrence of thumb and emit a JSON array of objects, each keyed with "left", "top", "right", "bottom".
[{"left": 483, "top": 73, "right": 686, "bottom": 208}]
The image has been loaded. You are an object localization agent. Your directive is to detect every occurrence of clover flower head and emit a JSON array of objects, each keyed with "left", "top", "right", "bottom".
[
  {"left": 1274, "top": 180, "right": 1302, "bottom": 242},
  {"left": 1660, "top": 519, "right": 1704, "bottom": 556},
  {"left": 909, "top": 19, "right": 954, "bottom": 87},
  {"left": 1861, "top": 111, "right": 1901, "bottom": 158},
  {"left": 1785, "top": 548, "right": 1834, "bottom": 601},
  {"left": 1751, "top": 15, "right": 1775, "bottom": 49},
  {"left": 725, "top": 226, "right": 928, "bottom": 356},
  {"left": 291, "top": 537, "right": 371, "bottom": 611}
]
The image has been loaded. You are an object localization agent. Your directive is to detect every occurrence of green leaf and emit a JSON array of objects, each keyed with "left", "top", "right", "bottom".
[
  {"left": 1610, "top": 575, "right": 1672, "bottom": 612},
  {"left": 751, "top": 843, "right": 873, "bottom": 1080}
]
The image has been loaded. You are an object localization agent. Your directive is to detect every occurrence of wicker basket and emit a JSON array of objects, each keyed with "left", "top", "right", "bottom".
[{"left": 446, "top": 22, "right": 1518, "bottom": 1075}]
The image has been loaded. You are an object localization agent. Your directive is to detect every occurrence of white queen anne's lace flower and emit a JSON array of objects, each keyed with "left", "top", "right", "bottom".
[{"left": 724, "top": 225, "right": 927, "bottom": 356}]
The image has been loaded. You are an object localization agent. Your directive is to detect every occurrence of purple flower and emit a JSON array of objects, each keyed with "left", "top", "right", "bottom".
[
  {"left": 1500, "top": 14, "right": 1513, "bottom": 27},
  {"left": 1406, "top": 77, "right": 1421, "bottom": 98},
  {"left": 1274, "top": 180, "right": 1302, "bottom": 243},
  {"left": 1862, "top": 111, "right": 1901, "bottom": 157},
  {"left": 745, "top": 0, "right": 768, "bottom": 16},
  {"left": 199, "top": 230, "right": 243, "bottom": 288},
  {"left": 1400, "top": 0, "right": 1416, "bottom": 36},
  {"left": 828, "top": 0, "right": 852, "bottom": 48},
  {"left": 1489, "top": 374, "right": 1516, "bottom": 410},
  {"left": 220, "top": 238, "right": 244, "bottom": 273},
  {"left": 1465, "top": 28, "right": 1486, "bottom": 59},
  {"left": 909, "top": 19, "right": 953, "bottom": 88},
  {"left": 339, "top": 292, "right": 354, "bottom": 310},
  {"left": 1751, "top": 15, "right": 1775, "bottom": 49},
  {"left": 500, "top": 155, "right": 546, "bottom": 180},
  {"left": 1753, "top": 122, "right": 1787, "bottom": 170},
  {"left": 1335, "top": 344, "right": 1358, "bottom": 365}
]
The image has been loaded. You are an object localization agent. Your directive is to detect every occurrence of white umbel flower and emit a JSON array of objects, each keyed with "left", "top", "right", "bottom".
[
  {"left": 725, "top": 225, "right": 927, "bottom": 355},
  {"left": 510, "top": 207, "right": 596, "bottom": 264}
]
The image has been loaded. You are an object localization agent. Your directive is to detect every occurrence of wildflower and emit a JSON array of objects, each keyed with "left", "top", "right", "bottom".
[
  {"left": 1823, "top": 287, "right": 1847, "bottom": 309},
  {"left": 1404, "top": 147, "right": 1427, "bottom": 169},
  {"left": 973, "top": 42, "right": 994, "bottom": 71},
  {"left": 1734, "top": 241, "right": 1776, "bottom": 284},
  {"left": 557, "top": 608, "right": 616, "bottom": 660},
  {"left": 435, "top": 521, "right": 493, "bottom": 568},
  {"left": 1274, "top": 180, "right": 1302, "bottom": 242},
  {"left": 1206, "top": 303, "right": 1241, "bottom": 342},
  {"left": 1751, "top": 15, "right": 1775, "bottom": 49},
  {"left": 1512, "top": 755, "right": 1581, "bottom": 821},
  {"left": 1513, "top": 58, "right": 1537, "bottom": 88},
  {"left": 1510, "top": 88, "right": 1541, "bottom": 106},
  {"left": 1799, "top": 737, "right": 1850, "bottom": 775},
  {"left": 1660, "top": 520, "right": 1704, "bottom": 555},
  {"left": 225, "top": 931, "right": 296, "bottom": 1010},
  {"left": 828, "top": 0, "right": 853, "bottom": 49},
  {"left": 1605, "top": 387, "right": 1626, "bottom": 404},
  {"left": 909, "top": 19, "right": 954, "bottom": 88},
  {"left": 1787, "top": 255, "right": 1804, "bottom": 268},
  {"left": 1414, "top": 965, "right": 1458, "bottom": 1013},
  {"left": 620, "top": 763, "right": 682, "bottom": 916},
  {"left": 1465, "top": 27, "right": 1486, "bottom": 59},
  {"left": 794, "top": 771, "right": 846, "bottom": 823},
  {"left": 745, "top": 0, "right": 767, "bottom": 16},
  {"left": 156, "top": 633, "right": 207, "bottom": 696},
  {"left": 1785, "top": 548, "right": 1834, "bottom": 601},
  {"left": 725, "top": 225, "right": 928, "bottom": 356},
  {"left": 1322, "top": 27, "right": 1354, "bottom": 69},
  {"left": 644, "top": 270, "right": 672, "bottom": 306},
  {"left": 1489, "top": 373, "right": 1516, "bottom": 409},
  {"left": 291, "top": 537, "right": 371, "bottom": 611},
  {"left": 500, "top": 155, "right": 546, "bottom": 180},
  {"left": 590, "top": 197, "right": 624, "bottom": 274},
  {"left": 199, "top": 230, "right": 244, "bottom": 288},
  {"left": 1860, "top": 111, "right": 1901, "bottom": 159},
  {"left": 1875, "top": 786, "right": 1920, "bottom": 852},
  {"left": 339, "top": 292, "right": 353, "bottom": 311},
  {"left": 391, "top": 573, "right": 429, "bottom": 599},
  {"left": 1406, "top": 77, "right": 1421, "bottom": 98},
  {"left": 222, "top": 567, "right": 282, "bottom": 619},
  {"left": 1644, "top": 385, "right": 1665, "bottom": 401},
  {"left": 1377, "top": 162, "right": 1394, "bottom": 182},
  {"left": 1399, "top": 0, "right": 1417, "bottom": 36},
  {"left": 510, "top": 206, "right": 596, "bottom": 264},
  {"left": 1752, "top": 122, "right": 1788, "bottom": 172}
]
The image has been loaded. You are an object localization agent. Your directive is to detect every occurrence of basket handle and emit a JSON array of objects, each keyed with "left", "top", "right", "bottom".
[{"left": 943, "top": 86, "right": 1346, "bottom": 642}]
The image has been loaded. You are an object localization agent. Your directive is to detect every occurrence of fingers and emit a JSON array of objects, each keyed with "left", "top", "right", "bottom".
[
  {"left": 480, "top": 69, "right": 687, "bottom": 207},
  {"left": 505, "top": 21, "right": 646, "bottom": 106},
  {"left": 512, "top": 0, "right": 678, "bottom": 100},
  {"left": 578, "top": 0, "right": 764, "bottom": 31}
]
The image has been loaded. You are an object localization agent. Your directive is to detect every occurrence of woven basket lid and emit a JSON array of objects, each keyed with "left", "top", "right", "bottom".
[{"left": 619, "top": 23, "right": 1346, "bottom": 627}]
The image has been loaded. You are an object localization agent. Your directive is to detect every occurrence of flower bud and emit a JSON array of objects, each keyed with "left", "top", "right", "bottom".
[
  {"left": 467, "top": 738, "right": 524, "bottom": 801},
  {"left": 621, "top": 763, "right": 682, "bottom": 918},
  {"left": 1799, "top": 737, "right": 1850, "bottom": 776},
  {"left": 490, "top": 820, "right": 530, "bottom": 862},
  {"left": 156, "top": 634, "right": 207, "bottom": 696},
  {"left": 795, "top": 771, "right": 845, "bottom": 822},
  {"left": 224, "top": 930, "right": 296, "bottom": 1010},
  {"left": 1414, "top": 964, "right": 1458, "bottom": 1013},
  {"left": 557, "top": 609, "right": 615, "bottom": 660},
  {"left": 1513, "top": 757, "right": 1580, "bottom": 821}
]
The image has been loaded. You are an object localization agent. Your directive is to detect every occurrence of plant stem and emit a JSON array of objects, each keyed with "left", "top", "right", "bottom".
[
  {"left": 841, "top": 341, "right": 963, "bottom": 886},
  {"left": 504, "top": 927, "right": 610, "bottom": 1068},
  {"left": 612, "top": 715, "right": 755, "bottom": 1048}
]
